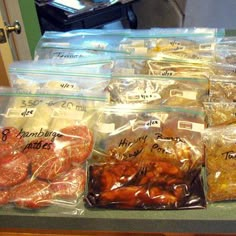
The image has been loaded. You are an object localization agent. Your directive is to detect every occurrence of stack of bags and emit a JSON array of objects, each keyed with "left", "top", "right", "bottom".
[{"left": 0, "top": 27, "right": 235, "bottom": 212}]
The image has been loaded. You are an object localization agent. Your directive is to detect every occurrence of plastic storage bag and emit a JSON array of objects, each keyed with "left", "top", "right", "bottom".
[
  {"left": 34, "top": 29, "right": 133, "bottom": 60},
  {"left": 120, "top": 28, "right": 218, "bottom": 59},
  {"left": 0, "top": 88, "right": 106, "bottom": 212},
  {"left": 85, "top": 104, "right": 206, "bottom": 209},
  {"left": 111, "top": 55, "right": 212, "bottom": 79},
  {"left": 34, "top": 28, "right": 218, "bottom": 60},
  {"left": 208, "top": 75, "right": 236, "bottom": 102},
  {"left": 107, "top": 75, "right": 208, "bottom": 106},
  {"left": 204, "top": 102, "right": 236, "bottom": 127},
  {"left": 8, "top": 58, "right": 112, "bottom": 94},
  {"left": 202, "top": 124, "right": 236, "bottom": 202},
  {"left": 215, "top": 36, "right": 236, "bottom": 64}
]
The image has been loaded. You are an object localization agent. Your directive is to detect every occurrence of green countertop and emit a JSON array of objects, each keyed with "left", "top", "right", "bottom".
[{"left": 0, "top": 201, "right": 235, "bottom": 234}]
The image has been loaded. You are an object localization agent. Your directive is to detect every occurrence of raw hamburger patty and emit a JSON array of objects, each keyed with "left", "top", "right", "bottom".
[
  {"left": 0, "top": 127, "right": 24, "bottom": 155},
  {"left": 23, "top": 138, "right": 71, "bottom": 180},
  {"left": 10, "top": 179, "right": 52, "bottom": 209},
  {"left": 56, "top": 125, "right": 93, "bottom": 164},
  {"left": 0, "top": 152, "right": 29, "bottom": 187},
  {"left": 50, "top": 166, "right": 86, "bottom": 199},
  {"left": 0, "top": 190, "right": 10, "bottom": 205}
]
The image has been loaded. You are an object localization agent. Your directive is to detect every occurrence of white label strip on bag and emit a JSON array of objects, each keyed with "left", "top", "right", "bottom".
[
  {"left": 119, "top": 68, "right": 135, "bottom": 75},
  {"left": 170, "top": 89, "right": 197, "bottom": 100},
  {"left": 96, "top": 122, "right": 115, "bottom": 133},
  {"left": 178, "top": 120, "right": 205, "bottom": 132},
  {"left": 52, "top": 108, "right": 84, "bottom": 119},
  {"left": 45, "top": 81, "right": 77, "bottom": 91},
  {"left": 199, "top": 43, "right": 215, "bottom": 51},
  {"left": 6, "top": 108, "right": 37, "bottom": 118},
  {"left": 126, "top": 91, "right": 161, "bottom": 102}
]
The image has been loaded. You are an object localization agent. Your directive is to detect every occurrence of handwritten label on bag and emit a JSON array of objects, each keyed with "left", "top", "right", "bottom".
[{"left": 6, "top": 108, "right": 36, "bottom": 118}]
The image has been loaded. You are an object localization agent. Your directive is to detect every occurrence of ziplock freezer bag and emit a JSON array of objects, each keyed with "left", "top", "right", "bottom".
[
  {"left": 120, "top": 28, "right": 217, "bottom": 59},
  {"left": 146, "top": 56, "right": 211, "bottom": 78},
  {"left": 0, "top": 88, "right": 106, "bottom": 212},
  {"left": 208, "top": 75, "right": 236, "bottom": 102},
  {"left": 34, "top": 29, "right": 133, "bottom": 60},
  {"left": 111, "top": 55, "right": 212, "bottom": 78},
  {"left": 107, "top": 75, "right": 208, "bottom": 106},
  {"left": 35, "top": 28, "right": 218, "bottom": 59},
  {"left": 85, "top": 104, "right": 206, "bottom": 209},
  {"left": 215, "top": 36, "right": 236, "bottom": 64},
  {"left": 210, "top": 62, "right": 236, "bottom": 76},
  {"left": 202, "top": 124, "right": 236, "bottom": 202},
  {"left": 9, "top": 58, "right": 111, "bottom": 93},
  {"left": 150, "top": 27, "right": 220, "bottom": 37},
  {"left": 204, "top": 102, "right": 236, "bottom": 127}
]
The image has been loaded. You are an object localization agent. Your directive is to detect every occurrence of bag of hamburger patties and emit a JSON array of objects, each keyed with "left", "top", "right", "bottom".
[{"left": 0, "top": 87, "right": 106, "bottom": 212}]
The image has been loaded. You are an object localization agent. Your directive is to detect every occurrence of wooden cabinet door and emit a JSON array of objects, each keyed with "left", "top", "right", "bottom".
[{"left": 0, "top": 8, "right": 13, "bottom": 86}]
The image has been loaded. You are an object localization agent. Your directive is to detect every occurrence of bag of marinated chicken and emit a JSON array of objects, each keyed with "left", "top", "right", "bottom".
[
  {"left": 85, "top": 104, "right": 206, "bottom": 209},
  {"left": 0, "top": 87, "right": 106, "bottom": 213},
  {"left": 106, "top": 75, "right": 208, "bottom": 107},
  {"left": 202, "top": 124, "right": 236, "bottom": 202}
]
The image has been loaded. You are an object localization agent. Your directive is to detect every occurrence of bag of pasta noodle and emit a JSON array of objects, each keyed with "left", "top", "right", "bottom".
[
  {"left": 0, "top": 87, "right": 106, "bottom": 212},
  {"left": 202, "top": 124, "right": 236, "bottom": 202},
  {"left": 106, "top": 75, "right": 208, "bottom": 107},
  {"left": 85, "top": 104, "right": 206, "bottom": 210}
]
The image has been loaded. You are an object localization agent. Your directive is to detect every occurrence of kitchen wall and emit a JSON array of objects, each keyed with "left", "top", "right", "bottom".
[
  {"left": 131, "top": 0, "right": 236, "bottom": 29},
  {"left": 131, "top": 0, "right": 186, "bottom": 28},
  {"left": 184, "top": 0, "right": 236, "bottom": 28}
]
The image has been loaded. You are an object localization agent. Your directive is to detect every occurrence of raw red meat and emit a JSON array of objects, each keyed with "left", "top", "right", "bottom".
[
  {"left": 0, "top": 127, "right": 24, "bottom": 156},
  {"left": 23, "top": 138, "right": 71, "bottom": 181},
  {"left": 56, "top": 125, "right": 93, "bottom": 164},
  {"left": 0, "top": 152, "right": 29, "bottom": 187},
  {"left": 0, "top": 190, "right": 10, "bottom": 206},
  {"left": 50, "top": 166, "right": 86, "bottom": 199},
  {"left": 10, "top": 178, "right": 52, "bottom": 209}
]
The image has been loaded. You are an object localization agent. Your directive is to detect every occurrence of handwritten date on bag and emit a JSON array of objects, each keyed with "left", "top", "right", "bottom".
[
  {"left": 21, "top": 108, "right": 35, "bottom": 117},
  {"left": 60, "top": 83, "right": 75, "bottom": 89}
]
